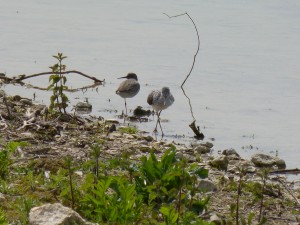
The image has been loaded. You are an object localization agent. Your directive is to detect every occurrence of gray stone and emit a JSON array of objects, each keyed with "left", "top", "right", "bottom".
[
  {"left": 29, "top": 203, "right": 96, "bottom": 225},
  {"left": 194, "top": 145, "right": 211, "bottom": 154},
  {"left": 123, "top": 133, "right": 135, "bottom": 139},
  {"left": 143, "top": 135, "right": 154, "bottom": 142},
  {"left": 105, "top": 119, "right": 120, "bottom": 124},
  {"left": 198, "top": 179, "right": 218, "bottom": 192},
  {"left": 251, "top": 153, "right": 286, "bottom": 169},
  {"left": 75, "top": 101, "right": 92, "bottom": 110},
  {"left": 228, "top": 160, "right": 256, "bottom": 173},
  {"left": 222, "top": 148, "right": 240, "bottom": 157},
  {"left": 20, "top": 98, "right": 33, "bottom": 106},
  {"left": 0, "top": 90, "right": 6, "bottom": 98},
  {"left": 209, "top": 155, "right": 228, "bottom": 171},
  {"left": 202, "top": 142, "right": 214, "bottom": 149},
  {"left": 210, "top": 212, "right": 224, "bottom": 225}
]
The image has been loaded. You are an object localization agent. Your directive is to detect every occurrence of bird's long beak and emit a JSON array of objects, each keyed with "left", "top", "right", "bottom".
[{"left": 118, "top": 76, "right": 127, "bottom": 79}]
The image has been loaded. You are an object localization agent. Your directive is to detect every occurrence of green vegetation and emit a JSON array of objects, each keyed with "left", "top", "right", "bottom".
[
  {"left": 118, "top": 126, "right": 138, "bottom": 134},
  {"left": 0, "top": 141, "right": 215, "bottom": 224},
  {"left": 0, "top": 207, "right": 7, "bottom": 225},
  {"left": 0, "top": 137, "right": 299, "bottom": 224},
  {"left": 48, "top": 52, "right": 69, "bottom": 114}
]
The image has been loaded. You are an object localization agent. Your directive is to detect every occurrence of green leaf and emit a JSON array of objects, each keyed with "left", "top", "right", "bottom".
[{"left": 193, "top": 167, "right": 209, "bottom": 179}]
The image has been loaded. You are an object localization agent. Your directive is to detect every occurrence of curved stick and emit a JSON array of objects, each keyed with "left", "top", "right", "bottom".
[
  {"left": 14, "top": 70, "right": 104, "bottom": 83},
  {"left": 0, "top": 70, "right": 103, "bottom": 84},
  {"left": 164, "top": 12, "right": 204, "bottom": 139}
]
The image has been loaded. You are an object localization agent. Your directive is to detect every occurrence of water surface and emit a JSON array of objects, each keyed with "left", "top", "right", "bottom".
[{"left": 1, "top": 0, "right": 300, "bottom": 169}]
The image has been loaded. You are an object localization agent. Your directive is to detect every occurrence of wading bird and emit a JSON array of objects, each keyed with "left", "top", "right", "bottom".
[
  {"left": 147, "top": 87, "right": 174, "bottom": 136},
  {"left": 116, "top": 73, "right": 140, "bottom": 116}
]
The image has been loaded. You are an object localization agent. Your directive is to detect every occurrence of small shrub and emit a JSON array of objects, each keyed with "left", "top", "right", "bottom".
[
  {"left": 48, "top": 52, "right": 69, "bottom": 113},
  {"left": 118, "top": 126, "right": 138, "bottom": 134}
]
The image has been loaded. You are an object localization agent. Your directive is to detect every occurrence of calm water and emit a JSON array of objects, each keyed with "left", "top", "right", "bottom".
[{"left": 1, "top": 0, "right": 300, "bottom": 169}]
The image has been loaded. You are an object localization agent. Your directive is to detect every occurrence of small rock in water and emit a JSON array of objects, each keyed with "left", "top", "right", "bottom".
[
  {"left": 202, "top": 142, "right": 214, "bottom": 149},
  {"left": 251, "top": 153, "right": 286, "bottom": 169},
  {"left": 222, "top": 148, "right": 240, "bottom": 157},
  {"left": 20, "top": 98, "right": 33, "bottom": 106},
  {"left": 133, "top": 106, "right": 152, "bottom": 117},
  {"left": 222, "top": 148, "right": 240, "bottom": 160},
  {"left": 75, "top": 100, "right": 92, "bottom": 114},
  {"left": 105, "top": 119, "right": 120, "bottom": 124}
]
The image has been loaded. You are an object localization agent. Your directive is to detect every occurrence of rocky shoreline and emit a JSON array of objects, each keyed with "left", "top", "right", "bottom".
[{"left": 0, "top": 91, "right": 300, "bottom": 224}]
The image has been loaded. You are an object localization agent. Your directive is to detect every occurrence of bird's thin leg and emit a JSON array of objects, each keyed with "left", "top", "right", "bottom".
[
  {"left": 153, "top": 111, "right": 160, "bottom": 133},
  {"left": 124, "top": 98, "right": 128, "bottom": 116},
  {"left": 157, "top": 111, "right": 164, "bottom": 136},
  {"left": 154, "top": 111, "right": 163, "bottom": 134}
]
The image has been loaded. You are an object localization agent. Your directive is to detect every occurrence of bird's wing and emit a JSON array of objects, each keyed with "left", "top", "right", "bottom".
[
  {"left": 147, "top": 91, "right": 156, "bottom": 105},
  {"left": 147, "top": 90, "right": 161, "bottom": 105},
  {"left": 147, "top": 91, "right": 154, "bottom": 105},
  {"left": 117, "top": 80, "right": 140, "bottom": 93}
]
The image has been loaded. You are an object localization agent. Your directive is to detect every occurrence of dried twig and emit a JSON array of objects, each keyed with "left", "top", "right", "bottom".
[
  {"left": 17, "top": 117, "right": 41, "bottom": 131},
  {"left": 0, "top": 70, "right": 104, "bottom": 91},
  {"left": 270, "top": 168, "right": 300, "bottom": 175},
  {"left": 13, "top": 70, "right": 103, "bottom": 83},
  {"left": 275, "top": 176, "right": 300, "bottom": 207},
  {"left": 164, "top": 12, "right": 204, "bottom": 139},
  {"left": 2, "top": 94, "right": 12, "bottom": 119}
]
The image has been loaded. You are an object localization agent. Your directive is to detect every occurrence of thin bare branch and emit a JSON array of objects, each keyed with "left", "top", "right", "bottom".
[
  {"left": 14, "top": 70, "right": 103, "bottom": 83},
  {"left": 0, "top": 70, "right": 104, "bottom": 92},
  {"left": 275, "top": 177, "right": 300, "bottom": 207},
  {"left": 164, "top": 12, "right": 204, "bottom": 139},
  {"left": 22, "top": 82, "right": 103, "bottom": 93},
  {"left": 0, "top": 70, "right": 104, "bottom": 84}
]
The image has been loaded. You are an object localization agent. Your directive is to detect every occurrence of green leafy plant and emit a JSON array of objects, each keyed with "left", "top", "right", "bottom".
[
  {"left": 64, "top": 156, "right": 75, "bottom": 209},
  {"left": 257, "top": 168, "right": 270, "bottom": 224},
  {"left": 133, "top": 146, "right": 210, "bottom": 223},
  {"left": 118, "top": 126, "right": 138, "bottom": 134},
  {"left": 81, "top": 176, "right": 145, "bottom": 224},
  {"left": 17, "top": 197, "right": 37, "bottom": 225},
  {"left": 160, "top": 205, "right": 178, "bottom": 225},
  {"left": 0, "top": 141, "right": 28, "bottom": 179},
  {"left": 48, "top": 52, "right": 69, "bottom": 113},
  {"left": 89, "top": 143, "right": 102, "bottom": 181},
  {"left": 0, "top": 207, "right": 7, "bottom": 225}
]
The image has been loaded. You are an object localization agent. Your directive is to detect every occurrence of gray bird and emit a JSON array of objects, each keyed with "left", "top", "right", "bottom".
[
  {"left": 116, "top": 73, "right": 140, "bottom": 116},
  {"left": 147, "top": 87, "right": 174, "bottom": 136}
]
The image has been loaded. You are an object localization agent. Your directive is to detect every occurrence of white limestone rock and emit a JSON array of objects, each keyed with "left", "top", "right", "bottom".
[{"left": 29, "top": 203, "right": 96, "bottom": 225}]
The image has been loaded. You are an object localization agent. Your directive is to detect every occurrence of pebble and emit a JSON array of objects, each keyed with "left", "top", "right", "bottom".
[
  {"left": 251, "top": 153, "right": 286, "bottom": 169},
  {"left": 198, "top": 179, "right": 218, "bottom": 192},
  {"left": 194, "top": 145, "right": 211, "bottom": 154},
  {"left": 210, "top": 155, "right": 229, "bottom": 171}
]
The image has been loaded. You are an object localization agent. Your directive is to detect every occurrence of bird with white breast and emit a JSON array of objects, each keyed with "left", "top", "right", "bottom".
[
  {"left": 147, "top": 87, "right": 174, "bottom": 136},
  {"left": 116, "top": 73, "right": 140, "bottom": 116}
]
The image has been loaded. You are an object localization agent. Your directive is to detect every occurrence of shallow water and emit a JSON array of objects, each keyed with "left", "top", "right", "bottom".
[{"left": 1, "top": 0, "right": 300, "bottom": 169}]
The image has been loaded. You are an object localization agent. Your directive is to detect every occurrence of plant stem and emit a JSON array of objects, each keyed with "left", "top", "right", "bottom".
[
  {"left": 67, "top": 159, "right": 75, "bottom": 209},
  {"left": 236, "top": 174, "right": 242, "bottom": 225},
  {"left": 258, "top": 172, "right": 266, "bottom": 222}
]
